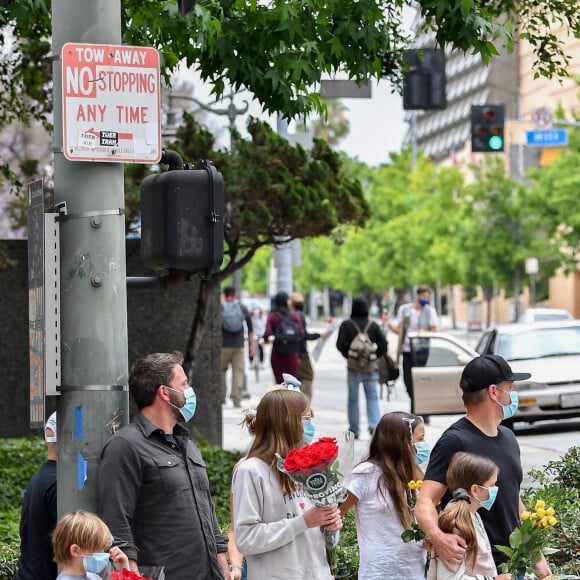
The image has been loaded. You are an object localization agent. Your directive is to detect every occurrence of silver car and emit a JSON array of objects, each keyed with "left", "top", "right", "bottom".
[{"left": 410, "top": 321, "right": 580, "bottom": 425}]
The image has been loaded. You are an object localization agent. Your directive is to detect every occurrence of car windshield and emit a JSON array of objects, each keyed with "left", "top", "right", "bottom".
[
  {"left": 497, "top": 326, "right": 580, "bottom": 360},
  {"left": 534, "top": 313, "right": 570, "bottom": 321}
]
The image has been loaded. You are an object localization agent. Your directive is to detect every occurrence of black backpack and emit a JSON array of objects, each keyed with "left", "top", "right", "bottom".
[{"left": 273, "top": 312, "right": 301, "bottom": 355}]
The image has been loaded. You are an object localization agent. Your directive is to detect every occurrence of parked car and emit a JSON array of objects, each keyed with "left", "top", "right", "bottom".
[
  {"left": 518, "top": 307, "right": 573, "bottom": 323},
  {"left": 410, "top": 320, "right": 580, "bottom": 426}
]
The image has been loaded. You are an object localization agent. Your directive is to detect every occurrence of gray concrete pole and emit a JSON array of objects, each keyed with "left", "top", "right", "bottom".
[
  {"left": 273, "top": 115, "right": 293, "bottom": 295},
  {"left": 52, "top": 0, "right": 129, "bottom": 516}
]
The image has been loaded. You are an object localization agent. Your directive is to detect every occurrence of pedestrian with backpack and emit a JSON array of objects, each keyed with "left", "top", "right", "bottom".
[
  {"left": 336, "top": 297, "right": 388, "bottom": 439},
  {"left": 222, "top": 286, "right": 255, "bottom": 407},
  {"left": 263, "top": 291, "right": 304, "bottom": 384}
]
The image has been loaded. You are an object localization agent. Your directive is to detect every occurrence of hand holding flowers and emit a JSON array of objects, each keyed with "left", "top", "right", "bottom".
[{"left": 277, "top": 435, "right": 353, "bottom": 575}]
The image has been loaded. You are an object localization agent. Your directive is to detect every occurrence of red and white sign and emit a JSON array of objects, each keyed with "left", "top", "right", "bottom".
[
  {"left": 531, "top": 107, "right": 553, "bottom": 130},
  {"left": 62, "top": 43, "right": 161, "bottom": 163}
]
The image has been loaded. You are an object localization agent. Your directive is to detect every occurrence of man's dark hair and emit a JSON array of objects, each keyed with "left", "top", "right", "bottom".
[
  {"left": 416, "top": 284, "right": 431, "bottom": 295},
  {"left": 223, "top": 286, "right": 236, "bottom": 297},
  {"left": 460, "top": 378, "right": 488, "bottom": 406},
  {"left": 129, "top": 352, "right": 184, "bottom": 410}
]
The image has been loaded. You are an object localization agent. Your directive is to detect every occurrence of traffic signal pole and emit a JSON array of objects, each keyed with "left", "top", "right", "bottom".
[{"left": 52, "top": 0, "right": 129, "bottom": 516}]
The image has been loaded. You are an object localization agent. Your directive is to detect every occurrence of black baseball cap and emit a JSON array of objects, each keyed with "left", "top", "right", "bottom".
[{"left": 461, "top": 354, "right": 531, "bottom": 392}]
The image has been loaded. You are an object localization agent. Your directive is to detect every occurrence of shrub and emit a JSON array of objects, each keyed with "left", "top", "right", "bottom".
[{"left": 525, "top": 445, "right": 580, "bottom": 575}]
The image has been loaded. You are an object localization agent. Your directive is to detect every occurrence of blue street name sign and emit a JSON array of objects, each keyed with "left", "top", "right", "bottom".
[{"left": 526, "top": 128, "right": 569, "bottom": 147}]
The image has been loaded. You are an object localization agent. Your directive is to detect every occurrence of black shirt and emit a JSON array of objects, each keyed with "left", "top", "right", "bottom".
[
  {"left": 424, "top": 417, "right": 522, "bottom": 566},
  {"left": 15, "top": 460, "right": 57, "bottom": 580}
]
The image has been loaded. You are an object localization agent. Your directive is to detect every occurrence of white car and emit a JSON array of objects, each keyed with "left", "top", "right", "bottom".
[
  {"left": 518, "top": 307, "right": 573, "bottom": 323},
  {"left": 409, "top": 321, "right": 580, "bottom": 426}
]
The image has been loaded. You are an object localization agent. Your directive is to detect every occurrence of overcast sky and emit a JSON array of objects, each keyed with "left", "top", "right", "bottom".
[{"left": 176, "top": 68, "right": 407, "bottom": 167}]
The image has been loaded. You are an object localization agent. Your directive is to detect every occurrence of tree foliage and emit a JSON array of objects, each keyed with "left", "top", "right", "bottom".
[
  {"left": 286, "top": 151, "right": 564, "bottom": 306},
  {"left": 2, "top": 0, "right": 579, "bottom": 126},
  {"left": 161, "top": 113, "right": 370, "bottom": 280},
  {"left": 527, "top": 115, "right": 580, "bottom": 271}
]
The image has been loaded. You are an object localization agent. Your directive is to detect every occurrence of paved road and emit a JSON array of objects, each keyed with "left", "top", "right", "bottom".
[{"left": 222, "top": 319, "right": 578, "bottom": 488}]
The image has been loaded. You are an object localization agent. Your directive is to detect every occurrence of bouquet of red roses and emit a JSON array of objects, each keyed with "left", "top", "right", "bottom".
[
  {"left": 277, "top": 433, "right": 354, "bottom": 575},
  {"left": 108, "top": 567, "right": 165, "bottom": 580}
]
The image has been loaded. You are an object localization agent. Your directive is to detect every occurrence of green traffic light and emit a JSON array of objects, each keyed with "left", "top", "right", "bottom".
[{"left": 488, "top": 135, "right": 504, "bottom": 151}]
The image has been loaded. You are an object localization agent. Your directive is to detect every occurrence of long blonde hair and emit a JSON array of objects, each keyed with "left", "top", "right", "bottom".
[
  {"left": 439, "top": 452, "right": 498, "bottom": 570},
  {"left": 247, "top": 388, "right": 309, "bottom": 494}
]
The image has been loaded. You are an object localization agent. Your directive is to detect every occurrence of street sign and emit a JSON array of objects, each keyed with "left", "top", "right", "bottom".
[
  {"left": 525, "top": 257, "right": 539, "bottom": 275},
  {"left": 525, "top": 128, "right": 568, "bottom": 148},
  {"left": 531, "top": 107, "right": 552, "bottom": 129},
  {"left": 320, "top": 80, "right": 372, "bottom": 99},
  {"left": 62, "top": 43, "right": 161, "bottom": 163}
]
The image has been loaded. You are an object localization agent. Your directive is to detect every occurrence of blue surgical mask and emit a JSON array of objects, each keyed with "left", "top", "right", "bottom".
[
  {"left": 82, "top": 552, "right": 110, "bottom": 574},
  {"left": 166, "top": 386, "right": 197, "bottom": 422},
  {"left": 414, "top": 441, "right": 430, "bottom": 465},
  {"left": 496, "top": 387, "right": 519, "bottom": 420},
  {"left": 418, "top": 298, "right": 430, "bottom": 307},
  {"left": 474, "top": 484, "right": 498, "bottom": 511},
  {"left": 303, "top": 420, "right": 316, "bottom": 444}
]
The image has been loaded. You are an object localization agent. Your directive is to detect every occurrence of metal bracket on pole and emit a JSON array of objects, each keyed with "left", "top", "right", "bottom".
[
  {"left": 56, "top": 207, "right": 125, "bottom": 222},
  {"left": 45, "top": 213, "right": 61, "bottom": 396},
  {"left": 58, "top": 384, "right": 127, "bottom": 392}
]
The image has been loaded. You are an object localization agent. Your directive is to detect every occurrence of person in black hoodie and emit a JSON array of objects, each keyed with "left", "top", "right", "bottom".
[{"left": 336, "top": 297, "right": 388, "bottom": 439}]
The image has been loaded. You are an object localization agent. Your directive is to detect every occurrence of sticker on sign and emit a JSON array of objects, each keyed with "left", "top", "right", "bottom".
[{"left": 61, "top": 43, "right": 162, "bottom": 163}]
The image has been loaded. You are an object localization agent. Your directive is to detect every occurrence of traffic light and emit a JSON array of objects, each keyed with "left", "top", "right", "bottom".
[
  {"left": 403, "top": 49, "right": 447, "bottom": 111},
  {"left": 471, "top": 105, "right": 505, "bottom": 152}
]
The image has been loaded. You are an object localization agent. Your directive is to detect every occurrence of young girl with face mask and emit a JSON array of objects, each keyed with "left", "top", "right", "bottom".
[
  {"left": 52, "top": 510, "right": 129, "bottom": 580},
  {"left": 232, "top": 388, "right": 342, "bottom": 579},
  {"left": 427, "top": 451, "right": 512, "bottom": 580},
  {"left": 340, "top": 412, "right": 428, "bottom": 580}
]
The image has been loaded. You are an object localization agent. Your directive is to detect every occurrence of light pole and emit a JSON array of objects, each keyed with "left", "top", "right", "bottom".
[{"left": 166, "top": 89, "right": 249, "bottom": 151}]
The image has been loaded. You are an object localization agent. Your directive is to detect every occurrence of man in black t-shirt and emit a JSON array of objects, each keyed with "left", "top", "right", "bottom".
[
  {"left": 415, "top": 355, "right": 552, "bottom": 577},
  {"left": 15, "top": 412, "right": 57, "bottom": 580}
]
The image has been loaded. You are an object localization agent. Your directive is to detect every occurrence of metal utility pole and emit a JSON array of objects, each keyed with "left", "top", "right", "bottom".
[{"left": 52, "top": 0, "right": 129, "bottom": 515}]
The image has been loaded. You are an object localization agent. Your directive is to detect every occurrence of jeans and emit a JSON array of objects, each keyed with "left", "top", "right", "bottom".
[{"left": 347, "top": 369, "right": 380, "bottom": 437}]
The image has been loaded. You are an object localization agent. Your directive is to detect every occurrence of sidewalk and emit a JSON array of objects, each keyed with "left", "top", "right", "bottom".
[{"left": 222, "top": 316, "right": 468, "bottom": 460}]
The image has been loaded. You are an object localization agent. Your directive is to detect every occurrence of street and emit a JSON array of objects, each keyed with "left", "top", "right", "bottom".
[{"left": 221, "top": 319, "right": 578, "bottom": 489}]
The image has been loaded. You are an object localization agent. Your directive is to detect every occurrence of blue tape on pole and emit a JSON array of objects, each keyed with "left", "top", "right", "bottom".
[
  {"left": 77, "top": 452, "right": 87, "bottom": 490},
  {"left": 75, "top": 406, "right": 83, "bottom": 440}
]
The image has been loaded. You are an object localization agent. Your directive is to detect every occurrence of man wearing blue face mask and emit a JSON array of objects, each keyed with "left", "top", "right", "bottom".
[
  {"left": 388, "top": 285, "right": 438, "bottom": 413},
  {"left": 98, "top": 352, "right": 230, "bottom": 580},
  {"left": 415, "top": 354, "right": 552, "bottom": 579}
]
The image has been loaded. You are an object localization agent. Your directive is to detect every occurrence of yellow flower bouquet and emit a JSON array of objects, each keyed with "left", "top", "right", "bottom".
[{"left": 496, "top": 499, "right": 559, "bottom": 576}]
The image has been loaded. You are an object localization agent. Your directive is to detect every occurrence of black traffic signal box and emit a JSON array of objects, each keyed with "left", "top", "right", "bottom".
[
  {"left": 140, "top": 159, "right": 224, "bottom": 277},
  {"left": 403, "top": 49, "right": 447, "bottom": 111},
  {"left": 471, "top": 105, "right": 505, "bottom": 152}
]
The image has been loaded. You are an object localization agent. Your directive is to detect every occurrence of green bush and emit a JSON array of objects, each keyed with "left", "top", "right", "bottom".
[{"left": 525, "top": 445, "right": 580, "bottom": 575}]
